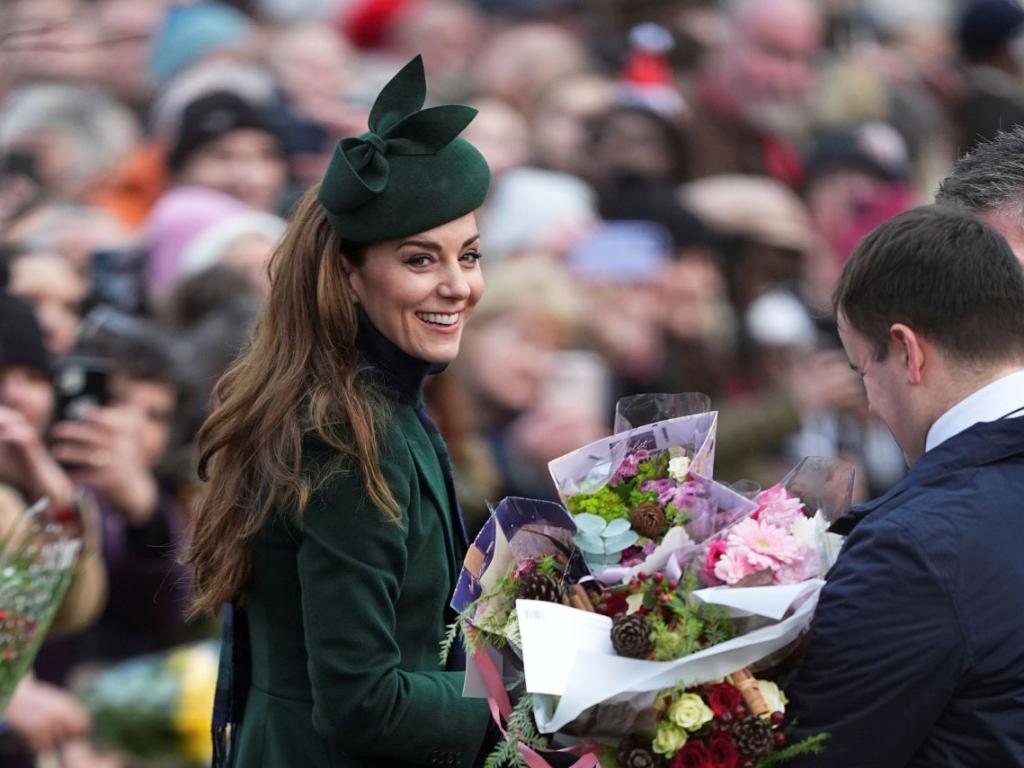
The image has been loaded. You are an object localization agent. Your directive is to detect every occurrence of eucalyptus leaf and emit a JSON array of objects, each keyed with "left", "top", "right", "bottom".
[
  {"left": 602, "top": 518, "right": 632, "bottom": 538},
  {"left": 604, "top": 530, "right": 640, "bottom": 551},
  {"left": 573, "top": 514, "right": 607, "bottom": 537},
  {"left": 573, "top": 532, "right": 606, "bottom": 555}
]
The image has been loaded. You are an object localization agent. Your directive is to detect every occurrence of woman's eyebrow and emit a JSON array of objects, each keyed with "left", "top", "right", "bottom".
[{"left": 397, "top": 234, "right": 480, "bottom": 251}]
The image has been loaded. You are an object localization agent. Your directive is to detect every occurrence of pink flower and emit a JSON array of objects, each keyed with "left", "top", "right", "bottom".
[
  {"left": 774, "top": 545, "right": 820, "bottom": 584},
  {"left": 713, "top": 546, "right": 761, "bottom": 585},
  {"left": 726, "top": 518, "right": 801, "bottom": 568},
  {"left": 754, "top": 485, "right": 805, "bottom": 529},
  {"left": 642, "top": 478, "right": 677, "bottom": 506},
  {"left": 702, "top": 540, "right": 729, "bottom": 585},
  {"left": 611, "top": 449, "right": 650, "bottom": 485}
]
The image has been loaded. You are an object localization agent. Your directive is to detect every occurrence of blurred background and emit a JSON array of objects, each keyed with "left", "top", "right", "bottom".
[{"left": 0, "top": 0, "right": 1020, "bottom": 764}]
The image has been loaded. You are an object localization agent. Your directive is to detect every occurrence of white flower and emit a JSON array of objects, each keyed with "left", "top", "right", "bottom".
[
  {"left": 668, "top": 693, "right": 714, "bottom": 732},
  {"left": 652, "top": 723, "right": 688, "bottom": 755},
  {"left": 790, "top": 514, "right": 818, "bottom": 548},
  {"left": 757, "top": 679, "right": 788, "bottom": 715},
  {"left": 667, "top": 456, "right": 692, "bottom": 482}
]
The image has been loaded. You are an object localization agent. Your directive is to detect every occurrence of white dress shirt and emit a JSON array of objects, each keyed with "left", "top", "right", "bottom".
[{"left": 925, "top": 368, "right": 1024, "bottom": 453}]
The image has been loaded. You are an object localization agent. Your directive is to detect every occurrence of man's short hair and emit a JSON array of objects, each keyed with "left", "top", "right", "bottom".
[
  {"left": 936, "top": 127, "right": 1024, "bottom": 215},
  {"left": 833, "top": 205, "right": 1024, "bottom": 364}
]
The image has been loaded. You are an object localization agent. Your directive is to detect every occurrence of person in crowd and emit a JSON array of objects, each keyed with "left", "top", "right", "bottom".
[
  {"left": 0, "top": 83, "right": 140, "bottom": 203},
  {"left": 788, "top": 205, "right": 1024, "bottom": 765},
  {"left": 587, "top": 104, "right": 690, "bottom": 187},
  {"left": 479, "top": 167, "right": 597, "bottom": 259},
  {"left": 952, "top": 0, "right": 1024, "bottom": 153},
  {"left": 185, "top": 56, "right": 495, "bottom": 767},
  {"left": 163, "top": 89, "right": 289, "bottom": 214},
  {"left": 530, "top": 73, "right": 616, "bottom": 177},
  {"left": 473, "top": 22, "right": 592, "bottom": 117},
  {"left": 936, "top": 124, "right": 1024, "bottom": 264},
  {"left": 5, "top": 246, "right": 87, "bottom": 356},
  {"left": 687, "top": 0, "right": 824, "bottom": 185},
  {"left": 803, "top": 122, "right": 917, "bottom": 266},
  {"left": 0, "top": 293, "right": 109, "bottom": 768},
  {"left": 54, "top": 311, "right": 193, "bottom": 661},
  {"left": 455, "top": 254, "right": 603, "bottom": 505}
]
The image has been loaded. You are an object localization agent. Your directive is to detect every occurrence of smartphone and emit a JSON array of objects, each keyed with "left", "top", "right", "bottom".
[
  {"left": 55, "top": 356, "right": 111, "bottom": 424},
  {"left": 566, "top": 221, "right": 673, "bottom": 283}
]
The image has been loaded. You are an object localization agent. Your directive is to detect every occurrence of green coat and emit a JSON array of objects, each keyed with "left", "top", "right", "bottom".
[{"left": 233, "top": 399, "right": 490, "bottom": 767}]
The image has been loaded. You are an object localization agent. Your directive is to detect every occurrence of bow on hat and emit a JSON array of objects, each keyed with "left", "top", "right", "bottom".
[{"left": 319, "top": 56, "right": 478, "bottom": 214}]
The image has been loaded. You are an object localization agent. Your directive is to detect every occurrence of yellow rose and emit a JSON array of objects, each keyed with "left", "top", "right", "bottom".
[
  {"left": 652, "top": 723, "right": 688, "bottom": 755},
  {"left": 757, "top": 679, "right": 788, "bottom": 715},
  {"left": 668, "top": 693, "right": 714, "bottom": 732}
]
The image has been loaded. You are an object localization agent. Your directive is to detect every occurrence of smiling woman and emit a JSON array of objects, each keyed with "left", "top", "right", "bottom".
[{"left": 184, "top": 56, "right": 494, "bottom": 768}]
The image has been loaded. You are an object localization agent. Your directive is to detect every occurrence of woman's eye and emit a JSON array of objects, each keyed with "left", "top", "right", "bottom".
[
  {"left": 406, "top": 254, "right": 432, "bottom": 267},
  {"left": 461, "top": 250, "right": 483, "bottom": 264}
]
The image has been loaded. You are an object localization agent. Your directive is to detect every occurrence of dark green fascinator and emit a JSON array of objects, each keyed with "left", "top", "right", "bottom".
[{"left": 318, "top": 55, "right": 491, "bottom": 242}]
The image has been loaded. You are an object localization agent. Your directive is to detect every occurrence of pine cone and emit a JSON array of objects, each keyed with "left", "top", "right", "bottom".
[
  {"left": 630, "top": 502, "right": 669, "bottom": 538},
  {"left": 517, "top": 572, "right": 563, "bottom": 603},
  {"left": 618, "top": 735, "right": 663, "bottom": 768},
  {"left": 611, "top": 613, "right": 654, "bottom": 659},
  {"left": 733, "top": 716, "right": 774, "bottom": 758}
]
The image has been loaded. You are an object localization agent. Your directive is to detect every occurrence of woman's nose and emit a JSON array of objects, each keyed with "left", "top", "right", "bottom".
[{"left": 437, "top": 262, "right": 471, "bottom": 300}]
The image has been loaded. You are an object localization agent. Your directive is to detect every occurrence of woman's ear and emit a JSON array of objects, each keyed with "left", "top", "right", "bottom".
[{"left": 340, "top": 255, "right": 363, "bottom": 303}]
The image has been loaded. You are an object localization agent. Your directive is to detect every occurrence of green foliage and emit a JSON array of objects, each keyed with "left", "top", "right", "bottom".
[
  {"left": 627, "top": 487, "right": 659, "bottom": 509},
  {"left": 535, "top": 555, "right": 559, "bottom": 579},
  {"left": 635, "top": 451, "right": 670, "bottom": 484},
  {"left": 438, "top": 619, "right": 461, "bottom": 667},
  {"left": 665, "top": 502, "right": 688, "bottom": 527},
  {"left": 755, "top": 732, "right": 829, "bottom": 767},
  {"left": 483, "top": 694, "right": 549, "bottom": 768},
  {"left": 642, "top": 571, "right": 737, "bottom": 661},
  {"left": 567, "top": 486, "right": 630, "bottom": 522}
]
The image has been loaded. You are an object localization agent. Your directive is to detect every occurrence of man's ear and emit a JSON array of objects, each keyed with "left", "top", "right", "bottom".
[{"left": 890, "top": 323, "right": 925, "bottom": 384}]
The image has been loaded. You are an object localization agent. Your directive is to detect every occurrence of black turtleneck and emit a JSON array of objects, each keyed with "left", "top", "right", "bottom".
[{"left": 356, "top": 308, "right": 446, "bottom": 405}]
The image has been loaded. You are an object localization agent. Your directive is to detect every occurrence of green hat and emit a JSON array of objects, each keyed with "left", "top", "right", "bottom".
[{"left": 318, "top": 56, "right": 491, "bottom": 243}]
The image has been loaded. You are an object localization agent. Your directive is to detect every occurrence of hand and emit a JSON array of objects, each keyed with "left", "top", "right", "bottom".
[
  {"left": 784, "top": 349, "right": 867, "bottom": 414},
  {"left": 51, "top": 406, "right": 158, "bottom": 526},
  {"left": 4, "top": 676, "right": 91, "bottom": 753},
  {"left": 509, "top": 407, "right": 609, "bottom": 466},
  {"left": 0, "top": 406, "right": 73, "bottom": 507}
]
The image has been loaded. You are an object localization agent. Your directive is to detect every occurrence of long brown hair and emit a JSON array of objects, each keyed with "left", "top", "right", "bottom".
[{"left": 185, "top": 185, "right": 399, "bottom": 618}]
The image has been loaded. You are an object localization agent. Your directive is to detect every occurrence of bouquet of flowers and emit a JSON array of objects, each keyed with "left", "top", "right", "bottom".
[
  {"left": 0, "top": 497, "right": 83, "bottom": 712},
  {"left": 699, "top": 459, "right": 852, "bottom": 589},
  {"left": 549, "top": 395, "right": 722, "bottom": 581},
  {"left": 78, "top": 641, "right": 219, "bottom": 766}
]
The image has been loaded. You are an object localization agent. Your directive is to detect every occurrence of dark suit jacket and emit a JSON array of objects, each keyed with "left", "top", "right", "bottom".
[
  {"left": 233, "top": 402, "right": 490, "bottom": 767},
  {"left": 787, "top": 417, "right": 1024, "bottom": 767}
]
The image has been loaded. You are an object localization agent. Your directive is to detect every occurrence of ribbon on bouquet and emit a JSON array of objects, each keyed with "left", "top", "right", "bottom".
[{"left": 471, "top": 644, "right": 600, "bottom": 768}]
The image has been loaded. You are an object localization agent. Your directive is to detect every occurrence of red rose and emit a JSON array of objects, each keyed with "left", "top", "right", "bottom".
[
  {"left": 706, "top": 683, "right": 743, "bottom": 716},
  {"left": 707, "top": 733, "right": 740, "bottom": 768},
  {"left": 673, "top": 742, "right": 713, "bottom": 768}
]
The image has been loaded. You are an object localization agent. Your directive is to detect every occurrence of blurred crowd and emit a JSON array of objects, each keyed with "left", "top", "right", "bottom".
[{"left": 1, "top": 0, "right": 1022, "bottom": 764}]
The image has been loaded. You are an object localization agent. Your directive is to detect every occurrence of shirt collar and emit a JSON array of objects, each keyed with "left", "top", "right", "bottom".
[{"left": 925, "top": 368, "right": 1024, "bottom": 454}]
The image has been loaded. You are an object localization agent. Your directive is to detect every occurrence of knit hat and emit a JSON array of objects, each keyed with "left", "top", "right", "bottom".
[
  {"left": 149, "top": 2, "right": 255, "bottom": 86},
  {"left": 167, "top": 90, "right": 281, "bottom": 172},
  {"left": 317, "top": 55, "right": 490, "bottom": 243},
  {"left": 958, "top": 0, "right": 1024, "bottom": 61},
  {"left": 0, "top": 293, "right": 52, "bottom": 378}
]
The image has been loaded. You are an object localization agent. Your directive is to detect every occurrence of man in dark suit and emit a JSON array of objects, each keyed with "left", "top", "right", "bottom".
[{"left": 787, "top": 205, "right": 1024, "bottom": 766}]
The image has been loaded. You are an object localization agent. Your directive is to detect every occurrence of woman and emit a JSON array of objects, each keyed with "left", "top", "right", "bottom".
[{"left": 185, "top": 57, "right": 493, "bottom": 767}]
